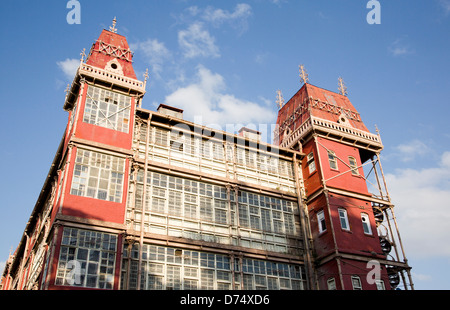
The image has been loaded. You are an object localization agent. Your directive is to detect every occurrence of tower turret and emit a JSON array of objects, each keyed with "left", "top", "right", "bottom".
[{"left": 275, "top": 73, "right": 413, "bottom": 290}]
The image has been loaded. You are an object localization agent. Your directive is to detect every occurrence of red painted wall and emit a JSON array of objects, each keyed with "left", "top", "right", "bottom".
[
  {"left": 328, "top": 194, "right": 383, "bottom": 258},
  {"left": 317, "top": 259, "right": 391, "bottom": 290},
  {"left": 308, "top": 195, "right": 335, "bottom": 259},
  {"left": 71, "top": 83, "right": 135, "bottom": 150},
  {"left": 316, "top": 137, "right": 369, "bottom": 195},
  {"left": 302, "top": 139, "right": 322, "bottom": 197}
]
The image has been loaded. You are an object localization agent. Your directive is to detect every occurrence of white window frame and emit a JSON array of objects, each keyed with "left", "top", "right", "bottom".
[
  {"left": 351, "top": 275, "right": 362, "bottom": 290},
  {"left": 328, "top": 150, "right": 338, "bottom": 170},
  {"left": 348, "top": 156, "right": 359, "bottom": 176},
  {"left": 361, "top": 213, "right": 372, "bottom": 235},
  {"left": 84, "top": 85, "right": 131, "bottom": 133},
  {"left": 338, "top": 208, "right": 350, "bottom": 231},
  {"left": 70, "top": 149, "right": 125, "bottom": 202},
  {"left": 317, "top": 210, "right": 327, "bottom": 233},
  {"left": 56, "top": 227, "right": 117, "bottom": 289},
  {"left": 376, "top": 279, "right": 386, "bottom": 290},
  {"left": 327, "top": 277, "right": 336, "bottom": 290},
  {"left": 307, "top": 152, "right": 316, "bottom": 174}
]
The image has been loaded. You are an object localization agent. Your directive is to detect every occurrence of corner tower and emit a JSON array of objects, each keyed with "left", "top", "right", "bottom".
[
  {"left": 0, "top": 20, "right": 147, "bottom": 290},
  {"left": 275, "top": 73, "right": 413, "bottom": 290}
]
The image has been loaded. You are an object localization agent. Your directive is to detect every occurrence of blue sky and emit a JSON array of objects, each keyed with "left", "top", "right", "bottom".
[{"left": 1, "top": 0, "right": 449, "bottom": 290}]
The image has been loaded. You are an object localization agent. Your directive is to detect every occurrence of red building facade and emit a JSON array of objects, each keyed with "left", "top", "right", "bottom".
[
  {"left": 1, "top": 23, "right": 412, "bottom": 291},
  {"left": 275, "top": 82, "right": 413, "bottom": 290}
]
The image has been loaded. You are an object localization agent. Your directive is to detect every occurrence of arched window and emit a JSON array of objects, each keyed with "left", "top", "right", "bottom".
[
  {"left": 361, "top": 213, "right": 372, "bottom": 235},
  {"left": 328, "top": 150, "right": 338, "bottom": 170}
]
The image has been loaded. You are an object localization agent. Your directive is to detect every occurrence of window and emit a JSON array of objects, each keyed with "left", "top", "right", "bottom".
[
  {"left": 351, "top": 276, "right": 362, "bottom": 290},
  {"left": 307, "top": 152, "right": 316, "bottom": 173},
  {"left": 348, "top": 156, "right": 359, "bottom": 175},
  {"left": 361, "top": 213, "right": 372, "bottom": 235},
  {"left": 375, "top": 280, "right": 386, "bottom": 290},
  {"left": 327, "top": 277, "right": 336, "bottom": 290},
  {"left": 70, "top": 149, "right": 125, "bottom": 202},
  {"left": 122, "top": 244, "right": 306, "bottom": 290},
  {"left": 338, "top": 208, "right": 350, "bottom": 231},
  {"left": 317, "top": 210, "right": 327, "bottom": 233},
  {"left": 56, "top": 227, "right": 117, "bottom": 289},
  {"left": 328, "top": 150, "right": 338, "bottom": 170},
  {"left": 170, "top": 131, "right": 184, "bottom": 152},
  {"left": 84, "top": 85, "right": 131, "bottom": 133}
]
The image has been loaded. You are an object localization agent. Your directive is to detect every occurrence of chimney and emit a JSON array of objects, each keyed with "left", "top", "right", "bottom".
[
  {"left": 238, "top": 127, "right": 261, "bottom": 142},
  {"left": 157, "top": 104, "right": 184, "bottom": 119}
]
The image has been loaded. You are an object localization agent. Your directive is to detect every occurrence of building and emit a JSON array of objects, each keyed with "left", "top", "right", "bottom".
[
  {"left": 1, "top": 22, "right": 413, "bottom": 291},
  {"left": 275, "top": 76, "right": 413, "bottom": 290}
]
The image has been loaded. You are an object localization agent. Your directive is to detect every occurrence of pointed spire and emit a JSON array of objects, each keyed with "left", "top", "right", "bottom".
[
  {"left": 338, "top": 77, "right": 348, "bottom": 96},
  {"left": 276, "top": 90, "right": 285, "bottom": 109},
  {"left": 109, "top": 17, "right": 118, "bottom": 33},
  {"left": 299, "top": 64, "right": 309, "bottom": 85}
]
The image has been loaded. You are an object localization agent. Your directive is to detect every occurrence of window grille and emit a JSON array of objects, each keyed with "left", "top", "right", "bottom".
[
  {"left": 84, "top": 85, "right": 131, "bottom": 133},
  {"left": 121, "top": 244, "right": 306, "bottom": 290},
  {"left": 56, "top": 227, "right": 117, "bottom": 289},
  {"left": 70, "top": 149, "right": 125, "bottom": 202}
]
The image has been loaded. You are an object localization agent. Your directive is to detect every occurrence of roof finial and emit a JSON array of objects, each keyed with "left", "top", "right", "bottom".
[
  {"left": 109, "top": 17, "right": 118, "bottom": 33},
  {"left": 80, "top": 48, "right": 86, "bottom": 63},
  {"left": 338, "top": 76, "right": 348, "bottom": 96},
  {"left": 143, "top": 68, "right": 149, "bottom": 89},
  {"left": 299, "top": 64, "right": 309, "bottom": 85},
  {"left": 276, "top": 90, "right": 285, "bottom": 109}
]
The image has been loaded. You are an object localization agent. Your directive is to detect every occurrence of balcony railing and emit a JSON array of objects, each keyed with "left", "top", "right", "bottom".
[
  {"left": 79, "top": 63, "right": 145, "bottom": 93},
  {"left": 280, "top": 116, "right": 382, "bottom": 150}
]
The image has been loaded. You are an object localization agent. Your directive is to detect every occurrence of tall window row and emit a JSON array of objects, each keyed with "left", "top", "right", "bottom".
[
  {"left": 128, "top": 170, "right": 300, "bottom": 237},
  {"left": 121, "top": 244, "right": 306, "bottom": 290},
  {"left": 127, "top": 169, "right": 302, "bottom": 255},
  {"left": 134, "top": 123, "right": 294, "bottom": 178}
]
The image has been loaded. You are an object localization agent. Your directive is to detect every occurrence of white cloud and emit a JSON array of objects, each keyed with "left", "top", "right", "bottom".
[
  {"left": 412, "top": 271, "right": 432, "bottom": 282},
  {"left": 203, "top": 3, "right": 252, "bottom": 32},
  {"left": 438, "top": 0, "right": 450, "bottom": 15},
  {"left": 178, "top": 22, "right": 220, "bottom": 59},
  {"left": 388, "top": 38, "right": 414, "bottom": 56},
  {"left": 56, "top": 58, "right": 79, "bottom": 80},
  {"left": 386, "top": 151, "right": 450, "bottom": 259},
  {"left": 164, "top": 65, "right": 274, "bottom": 133},
  {"left": 395, "top": 139, "right": 429, "bottom": 162},
  {"left": 132, "top": 38, "right": 171, "bottom": 77},
  {"left": 255, "top": 52, "right": 269, "bottom": 65}
]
